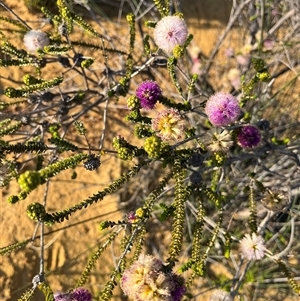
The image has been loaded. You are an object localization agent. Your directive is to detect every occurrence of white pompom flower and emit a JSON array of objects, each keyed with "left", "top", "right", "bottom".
[
  {"left": 240, "top": 233, "right": 266, "bottom": 260},
  {"left": 210, "top": 290, "right": 233, "bottom": 301},
  {"left": 154, "top": 16, "right": 188, "bottom": 54},
  {"left": 23, "top": 30, "right": 50, "bottom": 52}
]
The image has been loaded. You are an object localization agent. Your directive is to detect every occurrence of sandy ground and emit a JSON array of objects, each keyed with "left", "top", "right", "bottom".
[{"left": 0, "top": 1, "right": 298, "bottom": 301}]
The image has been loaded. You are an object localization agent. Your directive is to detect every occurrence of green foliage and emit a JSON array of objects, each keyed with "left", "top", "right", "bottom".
[
  {"left": 167, "top": 159, "right": 190, "bottom": 263},
  {"left": 0, "top": 120, "right": 22, "bottom": 137},
  {"left": 153, "top": 0, "right": 169, "bottom": 17},
  {"left": 45, "top": 162, "right": 147, "bottom": 224},
  {"left": 76, "top": 230, "right": 121, "bottom": 288},
  {"left": 16, "top": 287, "right": 35, "bottom": 301},
  {"left": 167, "top": 56, "right": 183, "bottom": 95},
  {"left": 0, "top": 239, "right": 32, "bottom": 255},
  {"left": 38, "top": 282, "right": 54, "bottom": 301},
  {"left": 7, "top": 141, "right": 34, "bottom": 159},
  {"left": 5, "top": 77, "right": 63, "bottom": 98}
]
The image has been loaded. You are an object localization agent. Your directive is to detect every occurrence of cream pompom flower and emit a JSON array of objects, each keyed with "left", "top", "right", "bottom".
[
  {"left": 240, "top": 233, "right": 266, "bottom": 260},
  {"left": 154, "top": 16, "right": 188, "bottom": 54},
  {"left": 23, "top": 30, "right": 49, "bottom": 52},
  {"left": 203, "top": 128, "right": 233, "bottom": 153},
  {"left": 209, "top": 290, "right": 233, "bottom": 301},
  {"left": 120, "top": 255, "right": 163, "bottom": 298},
  {"left": 151, "top": 108, "right": 185, "bottom": 142},
  {"left": 120, "top": 254, "right": 186, "bottom": 301}
]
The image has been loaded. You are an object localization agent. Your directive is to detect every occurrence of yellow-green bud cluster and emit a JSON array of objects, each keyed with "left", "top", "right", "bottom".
[
  {"left": 26, "top": 202, "right": 46, "bottom": 221},
  {"left": 134, "top": 124, "right": 152, "bottom": 138},
  {"left": 173, "top": 45, "right": 185, "bottom": 59},
  {"left": 212, "top": 152, "right": 226, "bottom": 166},
  {"left": 18, "top": 171, "right": 41, "bottom": 192},
  {"left": 143, "top": 136, "right": 162, "bottom": 159},
  {"left": 127, "top": 95, "right": 140, "bottom": 110},
  {"left": 112, "top": 136, "right": 136, "bottom": 160},
  {"left": 256, "top": 71, "right": 270, "bottom": 82}
]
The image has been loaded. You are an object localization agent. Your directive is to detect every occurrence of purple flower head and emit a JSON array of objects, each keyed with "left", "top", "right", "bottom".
[
  {"left": 136, "top": 81, "right": 161, "bottom": 110},
  {"left": 23, "top": 30, "right": 49, "bottom": 52},
  {"left": 154, "top": 16, "right": 188, "bottom": 54},
  {"left": 169, "top": 274, "right": 186, "bottom": 301},
  {"left": 237, "top": 125, "right": 261, "bottom": 148},
  {"left": 205, "top": 92, "right": 240, "bottom": 126},
  {"left": 70, "top": 287, "right": 92, "bottom": 301}
]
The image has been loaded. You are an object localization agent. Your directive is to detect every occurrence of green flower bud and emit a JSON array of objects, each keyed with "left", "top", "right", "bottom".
[
  {"left": 143, "top": 136, "right": 162, "bottom": 159},
  {"left": 127, "top": 95, "right": 140, "bottom": 110},
  {"left": 173, "top": 45, "right": 185, "bottom": 59},
  {"left": 117, "top": 147, "right": 135, "bottom": 160},
  {"left": 7, "top": 195, "right": 19, "bottom": 204},
  {"left": 257, "top": 71, "right": 270, "bottom": 82},
  {"left": 26, "top": 202, "right": 46, "bottom": 221},
  {"left": 18, "top": 171, "right": 41, "bottom": 192},
  {"left": 212, "top": 152, "right": 226, "bottom": 166}
]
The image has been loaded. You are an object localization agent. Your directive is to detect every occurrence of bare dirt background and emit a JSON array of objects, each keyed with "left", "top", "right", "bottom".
[{"left": 0, "top": 1, "right": 298, "bottom": 300}]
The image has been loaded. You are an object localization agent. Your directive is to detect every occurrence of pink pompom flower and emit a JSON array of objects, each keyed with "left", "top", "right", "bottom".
[
  {"left": 237, "top": 125, "right": 261, "bottom": 148},
  {"left": 154, "top": 16, "right": 188, "bottom": 54},
  {"left": 205, "top": 92, "right": 240, "bottom": 126}
]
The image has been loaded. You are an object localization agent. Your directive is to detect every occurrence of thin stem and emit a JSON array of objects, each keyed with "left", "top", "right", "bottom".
[{"left": 0, "top": 1, "right": 31, "bottom": 30}]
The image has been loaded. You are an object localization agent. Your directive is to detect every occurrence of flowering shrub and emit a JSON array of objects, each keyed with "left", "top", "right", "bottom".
[{"left": 0, "top": 0, "right": 299, "bottom": 301}]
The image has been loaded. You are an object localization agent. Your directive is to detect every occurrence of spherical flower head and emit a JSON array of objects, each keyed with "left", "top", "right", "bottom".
[
  {"left": 240, "top": 233, "right": 266, "bottom": 260},
  {"left": 137, "top": 272, "right": 173, "bottom": 301},
  {"left": 154, "top": 16, "right": 188, "bottom": 54},
  {"left": 209, "top": 290, "right": 233, "bottom": 301},
  {"left": 151, "top": 108, "right": 185, "bottom": 142},
  {"left": 121, "top": 255, "right": 163, "bottom": 298},
  {"left": 23, "top": 30, "right": 49, "bottom": 52},
  {"left": 237, "top": 125, "right": 261, "bottom": 148},
  {"left": 70, "top": 287, "right": 92, "bottom": 301},
  {"left": 169, "top": 274, "right": 186, "bottom": 301},
  {"left": 261, "top": 189, "right": 287, "bottom": 212},
  {"left": 203, "top": 128, "right": 233, "bottom": 153},
  {"left": 205, "top": 92, "right": 240, "bottom": 126},
  {"left": 136, "top": 81, "right": 161, "bottom": 110}
]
